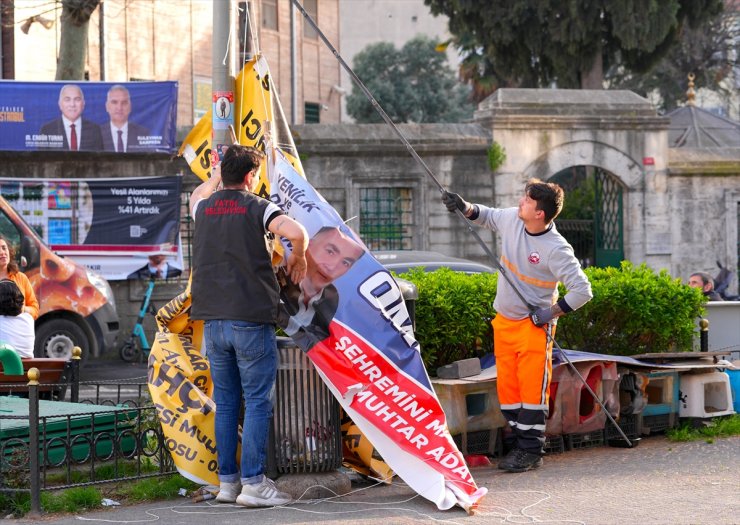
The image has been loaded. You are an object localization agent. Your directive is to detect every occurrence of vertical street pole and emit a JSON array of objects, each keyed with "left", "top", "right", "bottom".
[
  {"left": 290, "top": 3, "right": 297, "bottom": 124},
  {"left": 212, "top": 0, "right": 233, "bottom": 155},
  {"left": 99, "top": 0, "right": 105, "bottom": 80}
]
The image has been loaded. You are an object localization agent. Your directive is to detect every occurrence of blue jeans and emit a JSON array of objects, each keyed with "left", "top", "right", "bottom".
[{"left": 204, "top": 320, "right": 277, "bottom": 484}]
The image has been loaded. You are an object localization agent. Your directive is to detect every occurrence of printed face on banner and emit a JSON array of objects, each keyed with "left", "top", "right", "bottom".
[
  {"left": 59, "top": 85, "right": 85, "bottom": 122},
  {"left": 106, "top": 88, "right": 132, "bottom": 127},
  {"left": 305, "top": 228, "right": 365, "bottom": 291}
]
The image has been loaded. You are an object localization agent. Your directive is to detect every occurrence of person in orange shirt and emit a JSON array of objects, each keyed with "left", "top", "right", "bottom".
[{"left": 0, "top": 235, "right": 39, "bottom": 319}]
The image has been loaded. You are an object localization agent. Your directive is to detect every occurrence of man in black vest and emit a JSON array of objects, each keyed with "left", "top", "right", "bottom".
[{"left": 190, "top": 145, "right": 308, "bottom": 508}]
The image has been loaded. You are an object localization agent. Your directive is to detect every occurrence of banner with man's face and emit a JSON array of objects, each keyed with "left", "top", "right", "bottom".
[
  {"left": 166, "top": 54, "right": 486, "bottom": 513},
  {"left": 0, "top": 81, "right": 178, "bottom": 153},
  {"left": 268, "top": 150, "right": 486, "bottom": 512}
]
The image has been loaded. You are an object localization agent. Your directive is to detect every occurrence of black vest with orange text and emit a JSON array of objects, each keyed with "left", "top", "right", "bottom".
[{"left": 191, "top": 189, "right": 280, "bottom": 323}]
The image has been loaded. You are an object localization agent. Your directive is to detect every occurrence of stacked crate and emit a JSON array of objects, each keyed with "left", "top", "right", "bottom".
[
  {"left": 640, "top": 370, "right": 680, "bottom": 435},
  {"left": 432, "top": 378, "right": 506, "bottom": 457},
  {"left": 679, "top": 371, "right": 735, "bottom": 419}
]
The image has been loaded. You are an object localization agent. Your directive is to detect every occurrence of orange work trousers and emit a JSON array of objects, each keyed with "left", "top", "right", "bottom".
[{"left": 492, "top": 313, "right": 556, "bottom": 453}]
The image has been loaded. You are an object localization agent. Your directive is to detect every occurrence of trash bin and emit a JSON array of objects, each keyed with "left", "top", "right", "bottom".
[
  {"left": 267, "top": 337, "right": 342, "bottom": 475},
  {"left": 395, "top": 277, "right": 418, "bottom": 330}
]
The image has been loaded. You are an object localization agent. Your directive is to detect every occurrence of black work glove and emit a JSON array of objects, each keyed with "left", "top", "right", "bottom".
[
  {"left": 530, "top": 307, "right": 554, "bottom": 327},
  {"left": 442, "top": 191, "right": 471, "bottom": 214}
]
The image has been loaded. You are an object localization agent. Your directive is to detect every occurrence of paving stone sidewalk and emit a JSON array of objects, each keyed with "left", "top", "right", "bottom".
[{"left": 11, "top": 434, "right": 738, "bottom": 525}]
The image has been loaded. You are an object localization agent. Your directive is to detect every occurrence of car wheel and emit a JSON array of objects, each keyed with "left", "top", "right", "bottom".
[{"left": 35, "top": 319, "right": 90, "bottom": 362}]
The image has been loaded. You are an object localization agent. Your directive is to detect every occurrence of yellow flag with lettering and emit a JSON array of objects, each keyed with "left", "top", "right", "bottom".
[
  {"left": 178, "top": 54, "right": 305, "bottom": 186},
  {"left": 177, "top": 109, "right": 213, "bottom": 182},
  {"left": 233, "top": 55, "right": 305, "bottom": 198}
]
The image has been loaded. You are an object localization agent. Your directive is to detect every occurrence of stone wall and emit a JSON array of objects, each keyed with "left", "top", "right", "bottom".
[{"left": 1, "top": 92, "right": 738, "bottom": 357}]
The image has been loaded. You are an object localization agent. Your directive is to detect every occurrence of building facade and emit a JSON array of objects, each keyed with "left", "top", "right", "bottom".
[{"left": 2, "top": 0, "right": 342, "bottom": 127}]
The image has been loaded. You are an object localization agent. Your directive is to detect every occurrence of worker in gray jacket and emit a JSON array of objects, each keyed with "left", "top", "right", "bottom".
[{"left": 443, "top": 178, "right": 592, "bottom": 473}]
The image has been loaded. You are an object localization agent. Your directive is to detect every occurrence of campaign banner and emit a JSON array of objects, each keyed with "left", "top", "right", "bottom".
[
  {"left": 269, "top": 151, "right": 486, "bottom": 512},
  {"left": 0, "top": 177, "right": 182, "bottom": 280},
  {"left": 0, "top": 81, "right": 178, "bottom": 153},
  {"left": 164, "top": 54, "right": 485, "bottom": 512}
]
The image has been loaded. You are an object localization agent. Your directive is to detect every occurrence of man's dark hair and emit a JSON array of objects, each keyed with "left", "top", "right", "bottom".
[
  {"left": 690, "top": 271, "right": 714, "bottom": 289},
  {"left": 0, "top": 279, "right": 24, "bottom": 316},
  {"left": 220, "top": 145, "right": 265, "bottom": 186},
  {"left": 525, "top": 178, "right": 564, "bottom": 223}
]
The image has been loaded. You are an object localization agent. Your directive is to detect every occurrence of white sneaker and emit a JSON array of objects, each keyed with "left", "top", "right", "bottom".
[
  {"left": 235, "top": 476, "right": 292, "bottom": 507},
  {"left": 215, "top": 481, "right": 241, "bottom": 503}
]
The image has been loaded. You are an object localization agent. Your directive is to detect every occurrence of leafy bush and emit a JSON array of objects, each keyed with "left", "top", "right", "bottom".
[
  {"left": 401, "top": 261, "right": 705, "bottom": 373},
  {"left": 399, "top": 268, "right": 497, "bottom": 371},
  {"left": 556, "top": 262, "right": 705, "bottom": 356}
]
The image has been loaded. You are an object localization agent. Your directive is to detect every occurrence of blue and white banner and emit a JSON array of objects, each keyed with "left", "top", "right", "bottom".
[
  {"left": 0, "top": 176, "right": 182, "bottom": 280},
  {"left": 0, "top": 81, "right": 178, "bottom": 153}
]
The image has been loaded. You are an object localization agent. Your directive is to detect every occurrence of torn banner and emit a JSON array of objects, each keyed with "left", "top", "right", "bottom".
[
  {"left": 268, "top": 149, "right": 486, "bottom": 512},
  {"left": 161, "top": 52, "right": 486, "bottom": 512}
]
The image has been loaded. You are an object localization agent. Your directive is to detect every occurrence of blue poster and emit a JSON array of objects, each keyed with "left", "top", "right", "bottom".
[{"left": 0, "top": 81, "right": 178, "bottom": 153}]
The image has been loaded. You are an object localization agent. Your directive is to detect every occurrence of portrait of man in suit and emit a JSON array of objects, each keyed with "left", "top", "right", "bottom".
[
  {"left": 277, "top": 226, "right": 366, "bottom": 351},
  {"left": 102, "top": 85, "right": 152, "bottom": 153},
  {"left": 127, "top": 254, "right": 182, "bottom": 280},
  {"left": 39, "top": 84, "right": 103, "bottom": 151}
]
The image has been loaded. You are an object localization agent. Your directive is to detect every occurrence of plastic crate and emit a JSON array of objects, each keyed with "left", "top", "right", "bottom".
[
  {"left": 642, "top": 371, "right": 679, "bottom": 417},
  {"left": 604, "top": 413, "right": 642, "bottom": 444},
  {"left": 679, "top": 372, "right": 735, "bottom": 419},
  {"left": 640, "top": 412, "right": 677, "bottom": 435},
  {"left": 452, "top": 428, "right": 503, "bottom": 457},
  {"left": 543, "top": 434, "right": 565, "bottom": 455},
  {"left": 565, "top": 430, "right": 604, "bottom": 450}
]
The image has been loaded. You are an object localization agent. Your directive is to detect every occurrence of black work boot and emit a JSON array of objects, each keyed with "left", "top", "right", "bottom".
[
  {"left": 497, "top": 447, "right": 521, "bottom": 470},
  {"left": 498, "top": 448, "right": 543, "bottom": 473}
]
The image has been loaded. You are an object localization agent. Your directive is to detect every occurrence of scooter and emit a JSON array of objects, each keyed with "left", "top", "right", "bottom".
[{"left": 119, "top": 276, "right": 157, "bottom": 362}]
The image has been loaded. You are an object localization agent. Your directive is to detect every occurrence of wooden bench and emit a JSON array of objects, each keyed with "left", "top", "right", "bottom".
[{"left": 0, "top": 358, "right": 74, "bottom": 400}]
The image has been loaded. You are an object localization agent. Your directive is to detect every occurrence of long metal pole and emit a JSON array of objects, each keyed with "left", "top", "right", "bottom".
[
  {"left": 288, "top": 0, "right": 533, "bottom": 311},
  {"left": 290, "top": 0, "right": 633, "bottom": 447},
  {"left": 290, "top": 2, "right": 298, "bottom": 125},
  {"left": 99, "top": 0, "right": 105, "bottom": 80},
  {"left": 212, "top": 0, "right": 232, "bottom": 149}
]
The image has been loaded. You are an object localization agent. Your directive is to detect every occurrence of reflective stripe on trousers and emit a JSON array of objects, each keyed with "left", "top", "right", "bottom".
[{"left": 493, "top": 313, "right": 555, "bottom": 454}]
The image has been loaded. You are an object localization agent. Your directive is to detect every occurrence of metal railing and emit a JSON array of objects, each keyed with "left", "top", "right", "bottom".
[
  {"left": 0, "top": 370, "right": 173, "bottom": 514},
  {"left": 2, "top": 341, "right": 343, "bottom": 514}
]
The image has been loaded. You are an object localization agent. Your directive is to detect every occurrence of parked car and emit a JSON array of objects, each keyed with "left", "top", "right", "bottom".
[
  {"left": 0, "top": 195, "right": 119, "bottom": 361},
  {"left": 374, "top": 250, "right": 495, "bottom": 275},
  {"left": 374, "top": 250, "right": 495, "bottom": 330}
]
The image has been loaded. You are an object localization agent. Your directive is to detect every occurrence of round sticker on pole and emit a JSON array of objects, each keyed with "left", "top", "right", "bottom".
[{"left": 212, "top": 91, "right": 234, "bottom": 130}]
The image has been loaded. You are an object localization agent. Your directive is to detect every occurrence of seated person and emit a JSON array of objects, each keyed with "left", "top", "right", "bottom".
[
  {"left": 688, "top": 271, "right": 723, "bottom": 301},
  {"left": 127, "top": 254, "right": 182, "bottom": 280},
  {"left": 0, "top": 279, "right": 35, "bottom": 358}
]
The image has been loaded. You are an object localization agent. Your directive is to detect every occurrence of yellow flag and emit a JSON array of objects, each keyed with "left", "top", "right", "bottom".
[{"left": 177, "top": 109, "right": 213, "bottom": 182}]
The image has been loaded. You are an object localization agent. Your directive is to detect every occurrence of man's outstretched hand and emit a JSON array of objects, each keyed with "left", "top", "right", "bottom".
[{"left": 442, "top": 191, "right": 471, "bottom": 214}]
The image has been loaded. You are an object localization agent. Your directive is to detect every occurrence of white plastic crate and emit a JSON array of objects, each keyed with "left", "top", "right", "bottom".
[{"left": 679, "top": 372, "right": 735, "bottom": 419}]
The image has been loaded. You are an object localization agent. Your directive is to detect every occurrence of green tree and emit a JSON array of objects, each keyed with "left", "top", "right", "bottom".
[
  {"left": 347, "top": 35, "right": 474, "bottom": 123},
  {"left": 424, "top": 0, "right": 724, "bottom": 91},
  {"left": 606, "top": 6, "right": 740, "bottom": 113},
  {"left": 56, "top": 0, "right": 100, "bottom": 80}
]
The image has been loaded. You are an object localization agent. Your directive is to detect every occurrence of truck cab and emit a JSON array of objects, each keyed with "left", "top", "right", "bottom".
[{"left": 0, "top": 195, "right": 119, "bottom": 361}]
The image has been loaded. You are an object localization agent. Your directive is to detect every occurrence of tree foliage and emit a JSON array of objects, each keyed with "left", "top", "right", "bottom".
[
  {"left": 346, "top": 35, "right": 474, "bottom": 123},
  {"left": 606, "top": 5, "right": 740, "bottom": 113},
  {"left": 424, "top": 0, "right": 724, "bottom": 94}
]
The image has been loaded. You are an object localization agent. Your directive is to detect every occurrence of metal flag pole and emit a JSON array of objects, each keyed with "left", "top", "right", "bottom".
[{"left": 290, "top": 0, "right": 633, "bottom": 448}]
